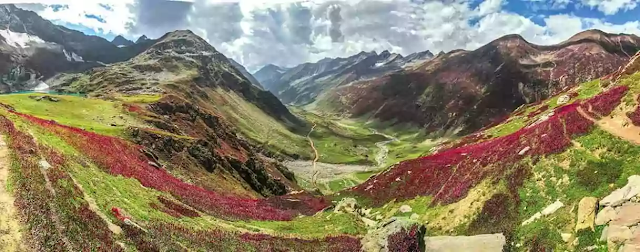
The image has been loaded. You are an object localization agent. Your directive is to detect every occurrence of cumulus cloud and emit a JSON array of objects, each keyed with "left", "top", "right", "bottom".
[
  {"left": 580, "top": 0, "right": 640, "bottom": 15},
  {"left": 13, "top": 0, "right": 640, "bottom": 72}
]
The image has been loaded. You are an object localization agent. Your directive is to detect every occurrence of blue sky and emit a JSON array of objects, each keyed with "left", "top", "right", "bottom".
[{"left": 16, "top": 0, "right": 640, "bottom": 71}]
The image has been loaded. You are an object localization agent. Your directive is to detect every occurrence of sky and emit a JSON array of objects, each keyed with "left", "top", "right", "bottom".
[{"left": 8, "top": 0, "right": 640, "bottom": 72}]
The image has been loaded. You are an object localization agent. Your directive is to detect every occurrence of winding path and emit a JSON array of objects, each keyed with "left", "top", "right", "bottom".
[
  {"left": 0, "top": 137, "right": 24, "bottom": 251},
  {"left": 577, "top": 106, "right": 640, "bottom": 145},
  {"left": 307, "top": 123, "right": 320, "bottom": 187}
]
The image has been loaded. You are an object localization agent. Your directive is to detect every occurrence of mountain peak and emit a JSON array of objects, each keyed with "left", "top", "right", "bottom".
[
  {"left": 111, "top": 35, "right": 133, "bottom": 47},
  {"left": 135, "top": 35, "right": 150, "bottom": 44},
  {"left": 565, "top": 29, "right": 610, "bottom": 43}
]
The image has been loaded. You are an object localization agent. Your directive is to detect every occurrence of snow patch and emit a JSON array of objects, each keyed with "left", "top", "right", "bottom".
[
  {"left": 63, "top": 49, "right": 84, "bottom": 62},
  {"left": 33, "top": 81, "right": 49, "bottom": 92},
  {"left": 0, "top": 29, "right": 45, "bottom": 48}
]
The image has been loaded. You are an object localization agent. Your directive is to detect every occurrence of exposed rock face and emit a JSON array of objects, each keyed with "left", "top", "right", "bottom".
[
  {"left": 424, "top": 233, "right": 506, "bottom": 252},
  {"left": 597, "top": 206, "right": 618, "bottom": 226},
  {"left": 0, "top": 4, "right": 156, "bottom": 92},
  {"left": 325, "top": 30, "right": 640, "bottom": 134},
  {"left": 254, "top": 50, "right": 433, "bottom": 105},
  {"left": 576, "top": 197, "right": 598, "bottom": 232},
  {"left": 228, "top": 58, "right": 263, "bottom": 89},
  {"left": 611, "top": 203, "right": 640, "bottom": 227},
  {"left": 601, "top": 175, "right": 640, "bottom": 207},
  {"left": 128, "top": 95, "right": 299, "bottom": 197}
]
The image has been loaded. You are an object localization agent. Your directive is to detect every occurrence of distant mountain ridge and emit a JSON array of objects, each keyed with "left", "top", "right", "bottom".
[
  {"left": 254, "top": 49, "right": 433, "bottom": 105},
  {"left": 323, "top": 29, "right": 640, "bottom": 135},
  {"left": 111, "top": 35, "right": 134, "bottom": 47}
]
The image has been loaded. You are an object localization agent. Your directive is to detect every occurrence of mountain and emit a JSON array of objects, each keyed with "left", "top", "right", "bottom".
[
  {"left": 135, "top": 35, "right": 150, "bottom": 44},
  {"left": 321, "top": 29, "right": 640, "bottom": 135},
  {"left": 111, "top": 35, "right": 134, "bottom": 47},
  {"left": 254, "top": 49, "right": 433, "bottom": 105},
  {"left": 0, "top": 4, "right": 155, "bottom": 92},
  {"left": 228, "top": 58, "right": 263, "bottom": 89}
]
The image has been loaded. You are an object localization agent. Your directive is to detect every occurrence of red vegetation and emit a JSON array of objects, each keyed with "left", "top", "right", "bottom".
[
  {"left": 0, "top": 116, "right": 122, "bottom": 251},
  {"left": 627, "top": 96, "right": 640, "bottom": 126},
  {"left": 124, "top": 103, "right": 143, "bottom": 113},
  {"left": 582, "top": 85, "right": 628, "bottom": 117},
  {"left": 155, "top": 196, "right": 201, "bottom": 218},
  {"left": 12, "top": 111, "right": 305, "bottom": 221},
  {"left": 527, "top": 105, "right": 549, "bottom": 118},
  {"left": 349, "top": 86, "right": 629, "bottom": 206},
  {"left": 387, "top": 225, "right": 424, "bottom": 252}
]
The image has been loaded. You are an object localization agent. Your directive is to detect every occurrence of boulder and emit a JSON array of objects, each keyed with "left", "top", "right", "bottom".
[
  {"left": 522, "top": 200, "right": 564, "bottom": 226},
  {"left": 399, "top": 205, "right": 412, "bottom": 213},
  {"left": 596, "top": 206, "right": 618, "bottom": 226},
  {"left": 557, "top": 94, "right": 570, "bottom": 105},
  {"left": 576, "top": 197, "right": 598, "bottom": 232},
  {"left": 425, "top": 233, "right": 506, "bottom": 252},
  {"left": 561, "top": 233, "right": 572, "bottom": 242},
  {"left": 611, "top": 203, "right": 640, "bottom": 226},
  {"left": 361, "top": 217, "right": 425, "bottom": 252},
  {"left": 601, "top": 226, "right": 609, "bottom": 242},
  {"left": 601, "top": 176, "right": 640, "bottom": 207},
  {"left": 608, "top": 225, "right": 633, "bottom": 244},
  {"left": 334, "top": 198, "right": 358, "bottom": 214}
]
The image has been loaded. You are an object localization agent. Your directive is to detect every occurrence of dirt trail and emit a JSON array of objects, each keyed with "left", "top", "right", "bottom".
[
  {"left": 0, "top": 138, "right": 24, "bottom": 251},
  {"left": 68, "top": 174, "right": 122, "bottom": 235},
  {"left": 307, "top": 123, "right": 320, "bottom": 187},
  {"left": 577, "top": 106, "right": 640, "bottom": 145}
]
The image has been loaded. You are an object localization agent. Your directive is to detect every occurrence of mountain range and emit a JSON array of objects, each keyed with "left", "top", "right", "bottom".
[{"left": 3, "top": 3, "right": 640, "bottom": 251}]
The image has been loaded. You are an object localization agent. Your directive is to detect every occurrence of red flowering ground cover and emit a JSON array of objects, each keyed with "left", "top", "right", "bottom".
[
  {"left": 11, "top": 111, "right": 308, "bottom": 221},
  {"left": 387, "top": 225, "right": 425, "bottom": 252},
  {"left": 627, "top": 96, "right": 640, "bottom": 126},
  {"left": 0, "top": 116, "right": 122, "bottom": 251},
  {"left": 582, "top": 85, "right": 628, "bottom": 118},
  {"left": 348, "top": 86, "right": 627, "bottom": 206}
]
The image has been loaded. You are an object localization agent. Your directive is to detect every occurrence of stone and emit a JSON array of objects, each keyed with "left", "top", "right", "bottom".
[
  {"left": 608, "top": 225, "right": 633, "bottom": 244},
  {"left": 601, "top": 226, "right": 609, "bottom": 242},
  {"left": 334, "top": 198, "right": 358, "bottom": 214},
  {"left": 410, "top": 213, "right": 420, "bottom": 221},
  {"left": 425, "top": 233, "right": 506, "bottom": 252},
  {"left": 39, "top": 159, "right": 51, "bottom": 170},
  {"left": 557, "top": 94, "right": 570, "bottom": 105},
  {"left": 576, "top": 197, "right": 598, "bottom": 232},
  {"left": 601, "top": 176, "right": 640, "bottom": 207},
  {"left": 596, "top": 206, "right": 618, "bottom": 226},
  {"left": 518, "top": 146, "right": 530, "bottom": 155},
  {"left": 399, "top": 205, "right": 412, "bottom": 213},
  {"left": 361, "top": 218, "right": 425, "bottom": 252},
  {"left": 561, "top": 233, "right": 572, "bottom": 242},
  {"left": 522, "top": 200, "right": 565, "bottom": 226},
  {"left": 611, "top": 203, "right": 640, "bottom": 226},
  {"left": 361, "top": 217, "right": 377, "bottom": 228}
]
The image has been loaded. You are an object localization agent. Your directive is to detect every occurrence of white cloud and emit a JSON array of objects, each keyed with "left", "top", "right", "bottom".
[
  {"left": 581, "top": 0, "right": 640, "bottom": 15},
  {"left": 11, "top": 0, "right": 640, "bottom": 72}
]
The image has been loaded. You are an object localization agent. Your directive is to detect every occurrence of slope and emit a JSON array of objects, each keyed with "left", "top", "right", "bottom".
[
  {"left": 254, "top": 50, "right": 433, "bottom": 105},
  {"left": 322, "top": 29, "right": 640, "bottom": 135},
  {"left": 330, "top": 51, "right": 640, "bottom": 251}
]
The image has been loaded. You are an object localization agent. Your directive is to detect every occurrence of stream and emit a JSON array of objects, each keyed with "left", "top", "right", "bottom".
[{"left": 372, "top": 129, "right": 398, "bottom": 167}]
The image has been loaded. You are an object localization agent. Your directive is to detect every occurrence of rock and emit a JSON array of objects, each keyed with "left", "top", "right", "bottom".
[
  {"left": 601, "top": 176, "right": 640, "bottom": 207},
  {"left": 611, "top": 203, "right": 640, "bottom": 226},
  {"left": 410, "top": 213, "right": 420, "bottom": 221},
  {"left": 596, "top": 206, "right": 618, "bottom": 226},
  {"left": 361, "top": 217, "right": 425, "bottom": 252},
  {"left": 361, "top": 217, "right": 377, "bottom": 228},
  {"left": 39, "top": 159, "right": 51, "bottom": 170},
  {"left": 608, "top": 225, "right": 633, "bottom": 244},
  {"left": 425, "top": 233, "right": 506, "bottom": 252},
  {"left": 557, "top": 94, "right": 570, "bottom": 105},
  {"left": 518, "top": 146, "right": 530, "bottom": 155},
  {"left": 576, "top": 197, "right": 598, "bottom": 232},
  {"left": 522, "top": 200, "right": 564, "bottom": 226},
  {"left": 334, "top": 198, "right": 358, "bottom": 214},
  {"left": 399, "top": 205, "right": 412, "bottom": 213},
  {"left": 148, "top": 161, "right": 162, "bottom": 169},
  {"left": 601, "top": 226, "right": 609, "bottom": 242},
  {"left": 561, "top": 233, "right": 572, "bottom": 242}
]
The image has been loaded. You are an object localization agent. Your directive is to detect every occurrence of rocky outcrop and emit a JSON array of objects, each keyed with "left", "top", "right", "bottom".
[
  {"left": 424, "top": 233, "right": 506, "bottom": 252},
  {"left": 522, "top": 200, "right": 564, "bottom": 226},
  {"left": 595, "top": 176, "right": 640, "bottom": 251},
  {"left": 601, "top": 175, "right": 640, "bottom": 207},
  {"left": 362, "top": 217, "right": 426, "bottom": 252}
]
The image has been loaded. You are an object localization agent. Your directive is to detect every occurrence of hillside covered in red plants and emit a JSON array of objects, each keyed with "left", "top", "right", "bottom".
[{"left": 323, "top": 30, "right": 640, "bottom": 135}]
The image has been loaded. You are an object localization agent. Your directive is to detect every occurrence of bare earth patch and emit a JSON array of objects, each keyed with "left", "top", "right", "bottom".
[
  {"left": 0, "top": 137, "right": 24, "bottom": 251},
  {"left": 577, "top": 106, "right": 640, "bottom": 145}
]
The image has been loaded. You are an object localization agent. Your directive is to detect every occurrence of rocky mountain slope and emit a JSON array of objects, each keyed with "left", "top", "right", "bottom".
[
  {"left": 320, "top": 30, "right": 640, "bottom": 135},
  {"left": 0, "top": 4, "right": 156, "bottom": 92},
  {"left": 254, "top": 50, "right": 433, "bottom": 105},
  {"left": 229, "top": 58, "right": 263, "bottom": 89}
]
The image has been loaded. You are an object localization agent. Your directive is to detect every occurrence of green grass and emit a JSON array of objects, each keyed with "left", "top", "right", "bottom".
[
  {"left": 116, "top": 94, "right": 163, "bottom": 103},
  {"left": 0, "top": 93, "right": 144, "bottom": 136},
  {"left": 241, "top": 212, "right": 366, "bottom": 238}
]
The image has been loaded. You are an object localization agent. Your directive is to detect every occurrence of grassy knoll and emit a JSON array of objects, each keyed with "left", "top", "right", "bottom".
[{"left": 0, "top": 93, "right": 145, "bottom": 136}]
